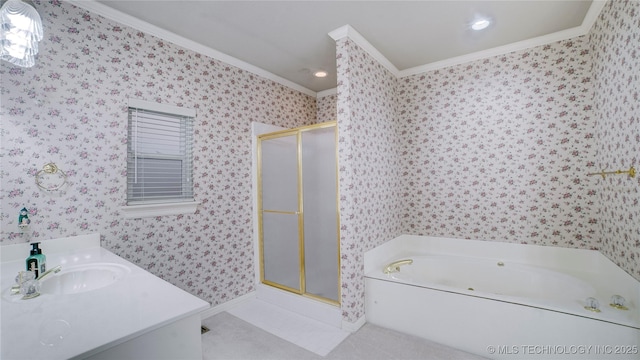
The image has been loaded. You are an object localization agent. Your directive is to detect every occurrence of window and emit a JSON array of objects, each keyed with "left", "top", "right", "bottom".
[{"left": 121, "top": 99, "right": 198, "bottom": 218}]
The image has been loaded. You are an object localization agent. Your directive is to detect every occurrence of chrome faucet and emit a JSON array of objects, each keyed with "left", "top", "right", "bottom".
[
  {"left": 36, "top": 265, "right": 62, "bottom": 281},
  {"left": 11, "top": 265, "right": 62, "bottom": 299},
  {"left": 383, "top": 259, "right": 413, "bottom": 274}
]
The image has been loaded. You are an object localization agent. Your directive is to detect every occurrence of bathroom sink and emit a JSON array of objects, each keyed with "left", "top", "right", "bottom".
[{"left": 40, "top": 263, "right": 130, "bottom": 295}]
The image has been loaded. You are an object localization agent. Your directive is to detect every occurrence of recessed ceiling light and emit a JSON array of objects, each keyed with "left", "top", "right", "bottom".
[
  {"left": 314, "top": 71, "right": 328, "bottom": 78},
  {"left": 471, "top": 18, "right": 491, "bottom": 31}
]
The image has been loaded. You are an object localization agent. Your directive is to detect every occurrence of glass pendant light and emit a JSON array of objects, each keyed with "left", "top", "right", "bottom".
[{"left": 0, "top": 0, "right": 43, "bottom": 68}]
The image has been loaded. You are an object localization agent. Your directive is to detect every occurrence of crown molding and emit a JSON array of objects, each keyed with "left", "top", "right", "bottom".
[
  {"left": 581, "top": 0, "right": 608, "bottom": 32},
  {"left": 329, "top": 25, "right": 399, "bottom": 77},
  {"left": 399, "top": 26, "right": 585, "bottom": 77},
  {"left": 316, "top": 87, "right": 337, "bottom": 98},
  {"left": 65, "top": 0, "right": 317, "bottom": 97},
  {"left": 399, "top": 0, "right": 607, "bottom": 77}
]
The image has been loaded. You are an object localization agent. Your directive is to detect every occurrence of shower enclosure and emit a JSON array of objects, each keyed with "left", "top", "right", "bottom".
[{"left": 257, "top": 121, "right": 340, "bottom": 305}]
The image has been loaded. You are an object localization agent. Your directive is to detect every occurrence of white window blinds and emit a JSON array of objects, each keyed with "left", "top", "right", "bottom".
[{"left": 127, "top": 99, "right": 195, "bottom": 205}]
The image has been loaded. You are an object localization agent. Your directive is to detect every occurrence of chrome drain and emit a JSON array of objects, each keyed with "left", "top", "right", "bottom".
[{"left": 201, "top": 325, "right": 210, "bottom": 334}]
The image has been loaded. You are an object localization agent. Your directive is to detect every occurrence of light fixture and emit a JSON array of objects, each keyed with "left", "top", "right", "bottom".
[
  {"left": 0, "top": 0, "right": 43, "bottom": 68},
  {"left": 471, "top": 18, "right": 491, "bottom": 31},
  {"left": 314, "top": 70, "right": 328, "bottom": 78}
]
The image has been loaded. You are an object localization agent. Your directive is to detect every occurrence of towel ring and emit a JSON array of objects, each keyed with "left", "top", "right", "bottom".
[{"left": 36, "top": 163, "right": 68, "bottom": 192}]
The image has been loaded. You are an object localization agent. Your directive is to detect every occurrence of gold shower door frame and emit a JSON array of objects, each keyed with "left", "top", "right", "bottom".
[{"left": 257, "top": 121, "right": 341, "bottom": 306}]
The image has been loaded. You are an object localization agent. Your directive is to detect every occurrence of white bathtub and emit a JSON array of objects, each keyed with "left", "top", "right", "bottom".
[{"left": 365, "top": 235, "right": 640, "bottom": 359}]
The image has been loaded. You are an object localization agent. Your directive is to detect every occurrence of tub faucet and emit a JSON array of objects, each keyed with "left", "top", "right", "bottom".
[{"left": 383, "top": 259, "right": 413, "bottom": 274}]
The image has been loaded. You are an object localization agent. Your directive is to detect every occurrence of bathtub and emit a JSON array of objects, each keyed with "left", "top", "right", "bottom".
[{"left": 364, "top": 235, "right": 640, "bottom": 359}]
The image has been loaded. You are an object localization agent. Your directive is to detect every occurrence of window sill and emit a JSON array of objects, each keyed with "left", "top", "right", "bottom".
[{"left": 120, "top": 201, "right": 199, "bottom": 219}]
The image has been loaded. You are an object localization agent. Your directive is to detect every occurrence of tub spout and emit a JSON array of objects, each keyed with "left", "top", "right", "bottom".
[{"left": 383, "top": 259, "right": 413, "bottom": 274}]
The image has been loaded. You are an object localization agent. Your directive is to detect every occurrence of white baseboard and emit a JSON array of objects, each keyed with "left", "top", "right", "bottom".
[{"left": 200, "top": 291, "right": 256, "bottom": 320}]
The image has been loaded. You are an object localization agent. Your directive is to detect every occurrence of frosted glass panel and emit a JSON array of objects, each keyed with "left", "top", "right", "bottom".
[
  {"left": 262, "top": 212, "right": 300, "bottom": 290},
  {"left": 302, "top": 127, "right": 339, "bottom": 302},
  {"left": 261, "top": 135, "right": 298, "bottom": 211}
]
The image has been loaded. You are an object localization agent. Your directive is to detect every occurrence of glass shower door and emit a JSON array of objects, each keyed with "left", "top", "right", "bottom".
[
  {"left": 301, "top": 127, "right": 339, "bottom": 302},
  {"left": 258, "top": 122, "right": 340, "bottom": 305},
  {"left": 259, "top": 133, "right": 301, "bottom": 292}
]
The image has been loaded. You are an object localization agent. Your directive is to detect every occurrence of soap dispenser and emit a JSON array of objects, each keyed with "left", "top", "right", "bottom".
[{"left": 26, "top": 242, "right": 46, "bottom": 278}]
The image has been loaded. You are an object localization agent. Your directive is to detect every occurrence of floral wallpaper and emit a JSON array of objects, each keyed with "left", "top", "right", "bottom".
[
  {"left": 397, "top": 36, "right": 598, "bottom": 249},
  {"left": 590, "top": 0, "right": 640, "bottom": 280},
  {"left": 0, "top": 0, "right": 316, "bottom": 306},
  {"left": 335, "top": 38, "right": 403, "bottom": 323},
  {"left": 316, "top": 92, "right": 337, "bottom": 123}
]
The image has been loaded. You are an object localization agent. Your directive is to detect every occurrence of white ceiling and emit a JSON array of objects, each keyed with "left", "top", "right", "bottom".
[{"left": 85, "top": 1, "right": 597, "bottom": 94}]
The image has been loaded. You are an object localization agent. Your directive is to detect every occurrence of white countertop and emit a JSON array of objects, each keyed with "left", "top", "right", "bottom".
[{"left": 1, "top": 234, "right": 210, "bottom": 360}]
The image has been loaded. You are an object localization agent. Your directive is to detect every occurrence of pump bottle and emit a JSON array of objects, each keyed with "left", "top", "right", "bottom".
[{"left": 26, "top": 242, "right": 46, "bottom": 278}]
